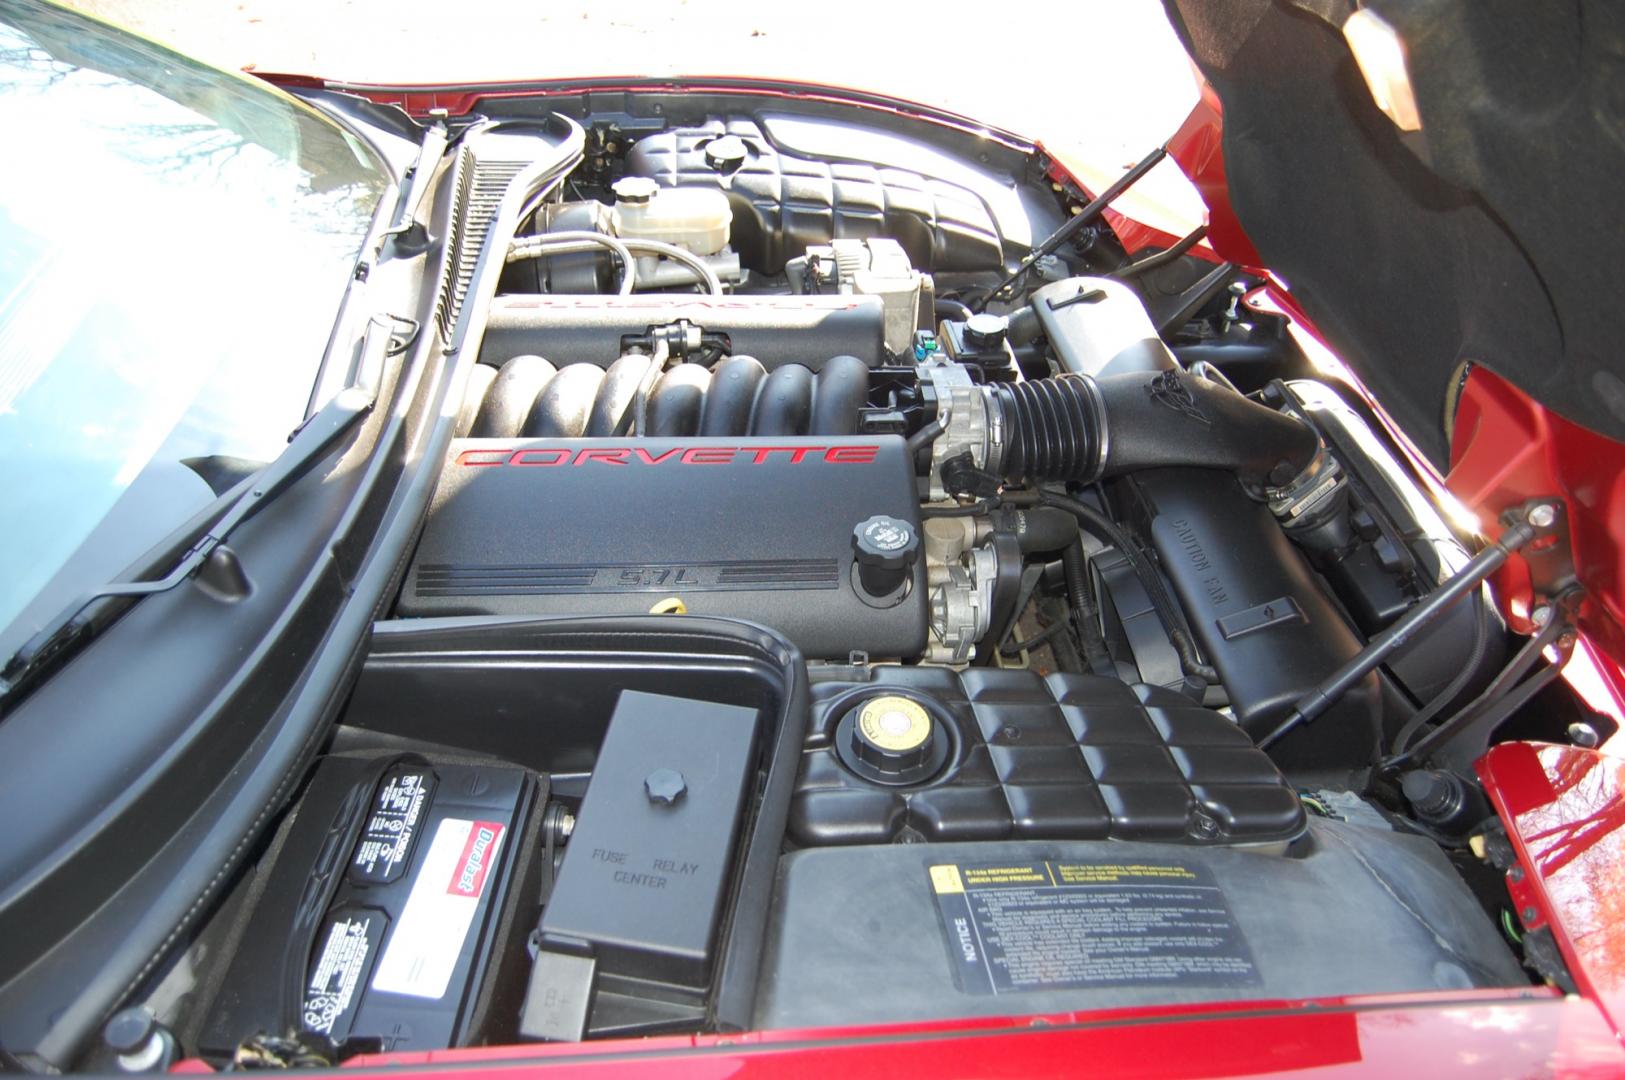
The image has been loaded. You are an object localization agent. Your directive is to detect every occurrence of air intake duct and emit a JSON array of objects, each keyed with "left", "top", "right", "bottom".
[
  {"left": 990, "top": 376, "right": 1103, "bottom": 485},
  {"left": 972, "top": 370, "right": 1318, "bottom": 488}
]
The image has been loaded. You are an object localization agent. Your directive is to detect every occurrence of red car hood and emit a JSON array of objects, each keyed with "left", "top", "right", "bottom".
[{"left": 1157, "top": 0, "right": 1625, "bottom": 703}]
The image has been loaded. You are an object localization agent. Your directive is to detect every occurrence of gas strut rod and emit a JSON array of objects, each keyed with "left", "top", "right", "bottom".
[
  {"left": 974, "top": 144, "right": 1168, "bottom": 310},
  {"left": 1258, "top": 509, "right": 1549, "bottom": 750}
]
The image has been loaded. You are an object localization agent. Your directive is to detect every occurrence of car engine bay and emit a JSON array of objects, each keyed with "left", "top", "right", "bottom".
[{"left": 79, "top": 99, "right": 1604, "bottom": 1071}]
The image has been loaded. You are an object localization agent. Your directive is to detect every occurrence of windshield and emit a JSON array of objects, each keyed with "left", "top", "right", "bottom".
[{"left": 0, "top": 1, "right": 388, "bottom": 659}]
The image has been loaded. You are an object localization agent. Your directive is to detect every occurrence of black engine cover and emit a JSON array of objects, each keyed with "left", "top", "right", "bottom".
[{"left": 401, "top": 437, "right": 928, "bottom": 659}]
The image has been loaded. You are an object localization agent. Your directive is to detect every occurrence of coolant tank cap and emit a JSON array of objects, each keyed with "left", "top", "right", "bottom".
[
  {"left": 834, "top": 691, "right": 950, "bottom": 786},
  {"left": 858, "top": 696, "right": 932, "bottom": 756},
  {"left": 704, "top": 134, "right": 749, "bottom": 171}
]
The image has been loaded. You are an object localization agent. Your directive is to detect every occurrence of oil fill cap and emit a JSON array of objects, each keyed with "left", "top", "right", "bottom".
[
  {"left": 837, "top": 694, "right": 949, "bottom": 786},
  {"left": 851, "top": 515, "right": 919, "bottom": 601}
]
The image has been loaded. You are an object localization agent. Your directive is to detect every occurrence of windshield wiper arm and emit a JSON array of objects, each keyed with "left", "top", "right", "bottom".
[
  {"left": 382, "top": 112, "right": 450, "bottom": 259},
  {"left": 0, "top": 313, "right": 398, "bottom": 711}
]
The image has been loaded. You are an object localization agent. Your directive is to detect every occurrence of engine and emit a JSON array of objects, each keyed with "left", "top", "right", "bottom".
[
  {"left": 401, "top": 135, "right": 1487, "bottom": 772},
  {"left": 100, "top": 109, "right": 1552, "bottom": 1073}
]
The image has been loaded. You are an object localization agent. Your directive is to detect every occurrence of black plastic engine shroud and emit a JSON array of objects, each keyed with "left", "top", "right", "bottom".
[{"left": 792, "top": 667, "right": 1306, "bottom": 847}]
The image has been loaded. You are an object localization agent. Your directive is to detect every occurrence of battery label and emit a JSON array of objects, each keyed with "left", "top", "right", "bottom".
[
  {"left": 303, "top": 908, "right": 386, "bottom": 1038},
  {"left": 371, "top": 817, "right": 506, "bottom": 1000},
  {"left": 350, "top": 765, "right": 435, "bottom": 885},
  {"left": 928, "top": 861, "right": 1258, "bottom": 996}
]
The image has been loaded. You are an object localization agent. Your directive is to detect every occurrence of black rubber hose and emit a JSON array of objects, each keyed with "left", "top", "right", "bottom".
[
  {"left": 1010, "top": 508, "right": 1078, "bottom": 554},
  {"left": 988, "top": 371, "right": 1317, "bottom": 489},
  {"left": 993, "top": 377, "right": 1101, "bottom": 485},
  {"left": 1063, "top": 542, "right": 1115, "bottom": 676},
  {"left": 906, "top": 418, "right": 946, "bottom": 458},
  {"left": 1038, "top": 491, "right": 1219, "bottom": 685},
  {"left": 1000, "top": 618, "right": 1069, "bottom": 657},
  {"left": 935, "top": 297, "right": 974, "bottom": 323}
]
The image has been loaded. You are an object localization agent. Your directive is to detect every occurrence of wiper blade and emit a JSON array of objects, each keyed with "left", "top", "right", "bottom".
[{"left": 0, "top": 314, "right": 399, "bottom": 711}]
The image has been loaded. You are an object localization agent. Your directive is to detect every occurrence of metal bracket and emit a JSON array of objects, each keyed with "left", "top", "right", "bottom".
[{"left": 1500, "top": 498, "right": 1578, "bottom": 608}]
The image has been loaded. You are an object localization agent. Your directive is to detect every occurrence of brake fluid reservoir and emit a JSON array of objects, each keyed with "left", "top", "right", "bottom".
[{"left": 611, "top": 176, "right": 731, "bottom": 255}]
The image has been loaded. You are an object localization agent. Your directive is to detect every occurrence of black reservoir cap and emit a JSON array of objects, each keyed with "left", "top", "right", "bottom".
[
  {"left": 537, "top": 691, "right": 759, "bottom": 988},
  {"left": 852, "top": 695, "right": 934, "bottom": 773}
]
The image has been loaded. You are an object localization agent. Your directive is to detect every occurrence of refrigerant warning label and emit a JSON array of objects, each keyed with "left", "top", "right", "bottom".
[{"left": 927, "top": 861, "right": 1258, "bottom": 995}]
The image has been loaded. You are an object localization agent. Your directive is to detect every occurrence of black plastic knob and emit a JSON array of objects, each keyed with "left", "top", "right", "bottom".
[
  {"left": 704, "top": 134, "right": 749, "bottom": 171},
  {"left": 851, "top": 515, "right": 919, "bottom": 598},
  {"left": 644, "top": 767, "right": 687, "bottom": 806},
  {"left": 963, "top": 312, "right": 1009, "bottom": 350}
]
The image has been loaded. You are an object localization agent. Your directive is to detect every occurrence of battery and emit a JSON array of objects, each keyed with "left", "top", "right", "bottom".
[{"left": 201, "top": 755, "right": 544, "bottom": 1057}]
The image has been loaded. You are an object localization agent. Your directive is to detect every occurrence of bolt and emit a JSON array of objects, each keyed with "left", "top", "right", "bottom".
[
  {"left": 1522, "top": 906, "right": 1539, "bottom": 923},
  {"left": 103, "top": 1008, "right": 171, "bottom": 1073},
  {"left": 558, "top": 810, "right": 576, "bottom": 838},
  {"left": 1568, "top": 722, "right": 1601, "bottom": 749},
  {"left": 1527, "top": 503, "right": 1557, "bottom": 529},
  {"left": 103, "top": 1009, "right": 155, "bottom": 1055},
  {"left": 1531, "top": 605, "right": 1554, "bottom": 628},
  {"left": 1224, "top": 281, "right": 1248, "bottom": 321},
  {"left": 1509, "top": 865, "right": 1525, "bottom": 883}
]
